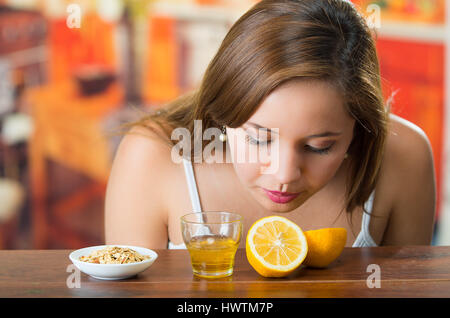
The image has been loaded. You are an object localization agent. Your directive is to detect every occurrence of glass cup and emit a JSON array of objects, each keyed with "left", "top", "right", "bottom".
[{"left": 181, "top": 211, "right": 243, "bottom": 278}]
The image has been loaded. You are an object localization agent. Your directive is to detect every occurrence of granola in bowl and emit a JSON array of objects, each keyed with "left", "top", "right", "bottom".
[{"left": 79, "top": 246, "right": 151, "bottom": 264}]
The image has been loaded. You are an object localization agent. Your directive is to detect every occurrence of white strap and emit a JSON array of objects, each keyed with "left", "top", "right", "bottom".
[
  {"left": 182, "top": 158, "right": 202, "bottom": 213},
  {"left": 362, "top": 190, "right": 375, "bottom": 232},
  {"left": 357, "top": 190, "right": 377, "bottom": 247}
]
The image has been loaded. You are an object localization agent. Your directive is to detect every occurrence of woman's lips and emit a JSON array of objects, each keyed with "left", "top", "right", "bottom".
[{"left": 261, "top": 188, "right": 301, "bottom": 204}]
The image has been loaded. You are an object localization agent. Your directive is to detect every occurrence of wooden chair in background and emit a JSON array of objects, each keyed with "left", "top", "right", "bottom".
[
  {"left": 23, "top": 13, "right": 124, "bottom": 249},
  {"left": 0, "top": 138, "right": 25, "bottom": 249},
  {"left": 26, "top": 80, "right": 123, "bottom": 249}
]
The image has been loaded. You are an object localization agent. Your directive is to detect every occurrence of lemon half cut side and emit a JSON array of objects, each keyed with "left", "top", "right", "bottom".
[{"left": 246, "top": 216, "right": 308, "bottom": 277}]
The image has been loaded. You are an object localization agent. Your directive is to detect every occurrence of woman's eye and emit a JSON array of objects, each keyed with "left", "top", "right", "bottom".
[
  {"left": 244, "top": 132, "right": 333, "bottom": 154},
  {"left": 245, "top": 134, "right": 271, "bottom": 146},
  {"left": 305, "top": 145, "right": 333, "bottom": 155}
]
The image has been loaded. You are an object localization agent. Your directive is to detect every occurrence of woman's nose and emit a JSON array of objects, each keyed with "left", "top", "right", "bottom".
[{"left": 268, "top": 143, "right": 302, "bottom": 185}]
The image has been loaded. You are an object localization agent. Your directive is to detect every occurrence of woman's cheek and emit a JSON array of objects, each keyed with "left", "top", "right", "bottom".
[
  {"left": 232, "top": 161, "right": 261, "bottom": 186},
  {"left": 305, "top": 156, "right": 343, "bottom": 189}
]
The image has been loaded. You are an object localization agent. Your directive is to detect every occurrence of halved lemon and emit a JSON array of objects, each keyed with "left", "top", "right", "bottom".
[
  {"left": 246, "top": 216, "right": 308, "bottom": 277},
  {"left": 303, "top": 228, "right": 347, "bottom": 268}
]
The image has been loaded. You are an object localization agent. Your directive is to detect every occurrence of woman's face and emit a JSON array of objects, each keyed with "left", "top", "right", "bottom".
[{"left": 225, "top": 80, "right": 355, "bottom": 213}]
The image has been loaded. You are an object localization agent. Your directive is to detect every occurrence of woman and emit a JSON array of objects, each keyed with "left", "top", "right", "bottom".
[{"left": 104, "top": 0, "right": 436, "bottom": 249}]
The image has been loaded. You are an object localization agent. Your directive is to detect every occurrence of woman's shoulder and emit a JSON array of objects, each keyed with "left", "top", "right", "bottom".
[
  {"left": 381, "top": 113, "right": 435, "bottom": 192},
  {"left": 116, "top": 120, "right": 180, "bottom": 179},
  {"left": 369, "top": 113, "right": 433, "bottom": 195},
  {"left": 107, "top": 120, "right": 178, "bottom": 210},
  {"left": 385, "top": 113, "right": 434, "bottom": 169},
  {"left": 125, "top": 119, "right": 173, "bottom": 150},
  {"left": 116, "top": 122, "right": 170, "bottom": 165},
  {"left": 104, "top": 120, "right": 177, "bottom": 248},
  {"left": 378, "top": 113, "right": 436, "bottom": 244},
  {"left": 365, "top": 113, "right": 435, "bottom": 245}
]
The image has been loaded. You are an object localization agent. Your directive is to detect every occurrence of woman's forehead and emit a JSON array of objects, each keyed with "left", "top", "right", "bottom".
[{"left": 246, "top": 80, "right": 354, "bottom": 134}]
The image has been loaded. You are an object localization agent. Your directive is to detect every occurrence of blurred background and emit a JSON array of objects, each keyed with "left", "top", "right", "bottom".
[{"left": 0, "top": 0, "right": 448, "bottom": 249}]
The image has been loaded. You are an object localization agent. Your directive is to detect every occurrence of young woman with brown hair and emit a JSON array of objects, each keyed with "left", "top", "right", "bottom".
[{"left": 104, "top": 0, "right": 436, "bottom": 249}]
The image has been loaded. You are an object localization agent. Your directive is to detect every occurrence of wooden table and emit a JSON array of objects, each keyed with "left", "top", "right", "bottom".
[{"left": 1, "top": 246, "right": 450, "bottom": 298}]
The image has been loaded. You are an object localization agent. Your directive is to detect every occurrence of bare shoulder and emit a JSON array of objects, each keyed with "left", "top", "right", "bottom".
[
  {"left": 111, "top": 122, "right": 174, "bottom": 184},
  {"left": 376, "top": 113, "right": 434, "bottom": 198},
  {"left": 380, "top": 113, "right": 436, "bottom": 245},
  {"left": 125, "top": 119, "right": 173, "bottom": 150},
  {"left": 384, "top": 113, "right": 436, "bottom": 189},
  {"left": 104, "top": 120, "right": 175, "bottom": 249},
  {"left": 387, "top": 113, "right": 434, "bottom": 157}
]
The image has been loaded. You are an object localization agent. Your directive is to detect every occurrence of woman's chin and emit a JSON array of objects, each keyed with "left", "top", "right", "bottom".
[{"left": 265, "top": 203, "right": 300, "bottom": 213}]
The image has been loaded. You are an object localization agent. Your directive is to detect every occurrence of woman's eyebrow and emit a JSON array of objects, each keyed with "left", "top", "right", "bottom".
[
  {"left": 244, "top": 122, "right": 279, "bottom": 135},
  {"left": 244, "top": 122, "right": 342, "bottom": 138},
  {"left": 306, "top": 131, "right": 342, "bottom": 138}
]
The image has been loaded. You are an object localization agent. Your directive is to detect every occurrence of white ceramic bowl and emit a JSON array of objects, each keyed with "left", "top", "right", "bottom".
[{"left": 69, "top": 245, "right": 158, "bottom": 280}]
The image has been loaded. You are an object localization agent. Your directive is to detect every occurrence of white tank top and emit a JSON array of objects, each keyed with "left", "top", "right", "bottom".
[{"left": 168, "top": 159, "right": 377, "bottom": 249}]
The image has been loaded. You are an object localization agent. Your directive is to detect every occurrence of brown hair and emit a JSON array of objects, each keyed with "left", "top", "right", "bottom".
[{"left": 120, "top": 0, "right": 389, "bottom": 216}]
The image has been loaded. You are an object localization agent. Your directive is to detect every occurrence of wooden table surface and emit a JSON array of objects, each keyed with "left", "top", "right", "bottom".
[{"left": 1, "top": 246, "right": 450, "bottom": 298}]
